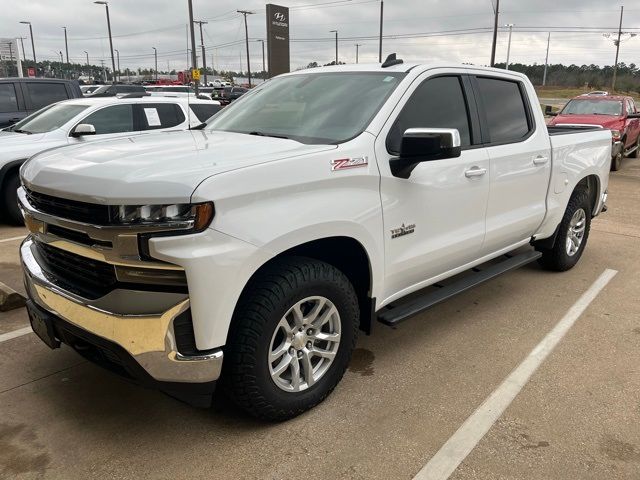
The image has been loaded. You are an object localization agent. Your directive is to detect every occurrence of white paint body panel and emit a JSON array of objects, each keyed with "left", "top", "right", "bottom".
[{"left": 20, "top": 63, "right": 612, "bottom": 350}]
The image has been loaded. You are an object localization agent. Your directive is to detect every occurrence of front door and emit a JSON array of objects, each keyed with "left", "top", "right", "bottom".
[{"left": 376, "top": 73, "right": 490, "bottom": 304}]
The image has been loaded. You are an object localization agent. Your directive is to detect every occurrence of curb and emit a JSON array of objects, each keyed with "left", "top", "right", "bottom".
[{"left": 0, "top": 282, "right": 26, "bottom": 312}]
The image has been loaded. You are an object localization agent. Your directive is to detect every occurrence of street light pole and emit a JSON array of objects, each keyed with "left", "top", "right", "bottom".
[
  {"left": 256, "top": 39, "right": 265, "bottom": 76},
  {"left": 542, "top": 32, "right": 550, "bottom": 86},
  {"left": 378, "top": 0, "right": 384, "bottom": 62},
  {"left": 62, "top": 27, "right": 69, "bottom": 64},
  {"left": 237, "top": 10, "right": 254, "bottom": 87},
  {"left": 330, "top": 30, "right": 338, "bottom": 64},
  {"left": 612, "top": 5, "right": 624, "bottom": 92},
  {"left": 505, "top": 23, "right": 514, "bottom": 70},
  {"left": 490, "top": 0, "right": 500, "bottom": 67},
  {"left": 84, "top": 51, "right": 89, "bottom": 66},
  {"left": 114, "top": 49, "right": 120, "bottom": 82},
  {"left": 194, "top": 20, "right": 208, "bottom": 86},
  {"left": 152, "top": 47, "right": 157, "bottom": 81},
  {"left": 355, "top": 43, "right": 362, "bottom": 64},
  {"left": 19, "top": 22, "right": 36, "bottom": 74},
  {"left": 94, "top": 2, "right": 117, "bottom": 84},
  {"left": 187, "top": 0, "right": 199, "bottom": 95}
]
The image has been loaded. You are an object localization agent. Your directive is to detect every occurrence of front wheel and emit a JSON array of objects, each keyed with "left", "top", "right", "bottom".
[
  {"left": 223, "top": 257, "right": 359, "bottom": 421},
  {"left": 537, "top": 188, "right": 591, "bottom": 272},
  {"left": 1, "top": 172, "right": 23, "bottom": 225},
  {"left": 611, "top": 151, "right": 622, "bottom": 171}
]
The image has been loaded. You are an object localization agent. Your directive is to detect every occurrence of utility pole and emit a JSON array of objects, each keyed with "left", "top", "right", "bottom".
[
  {"left": 62, "top": 27, "right": 69, "bottom": 64},
  {"left": 114, "top": 49, "right": 120, "bottom": 82},
  {"left": 84, "top": 51, "right": 89, "bottom": 66},
  {"left": 19, "top": 22, "right": 37, "bottom": 74},
  {"left": 194, "top": 21, "right": 208, "bottom": 86},
  {"left": 490, "top": 0, "right": 499, "bottom": 67},
  {"left": 187, "top": 0, "right": 199, "bottom": 95},
  {"left": 355, "top": 43, "right": 362, "bottom": 64},
  {"left": 152, "top": 47, "right": 158, "bottom": 81},
  {"left": 378, "top": 0, "right": 384, "bottom": 62},
  {"left": 256, "top": 39, "right": 265, "bottom": 75},
  {"left": 8, "top": 42, "right": 14, "bottom": 76},
  {"left": 94, "top": 2, "right": 117, "bottom": 84},
  {"left": 237, "top": 10, "right": 254, "bottom": 87},
  {"left": 505, "top": 23, "right": 514, "bottom": 70},
  {"left": 612, "top": 5, "right": 624, "bottom": 92},
  {"left": 330, "top": 30, "right": 338, "bottom": 64},
  {"left": 542, "top": 32, "right": 550, "bottom": 86}
]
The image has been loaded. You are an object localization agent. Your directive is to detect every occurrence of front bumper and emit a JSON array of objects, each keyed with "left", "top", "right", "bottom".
[{"left": 21, "top": 238, "right": 223, "bottom": 395}]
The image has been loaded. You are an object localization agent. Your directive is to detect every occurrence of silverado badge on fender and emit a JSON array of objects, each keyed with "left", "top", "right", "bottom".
[
  {"left": 391, "top": 223, "right": 416, "bottom": 239},
  {"left": 330, "top": 157, "right": 368, "bottom": 171}
]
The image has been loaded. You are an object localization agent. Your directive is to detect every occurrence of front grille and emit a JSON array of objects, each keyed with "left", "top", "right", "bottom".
[
  {"left": 34, "top": 241, "right": 117, "bottom": 299},
  {"left": 26, "top": 188, "right": 112, "bottom": 224}
]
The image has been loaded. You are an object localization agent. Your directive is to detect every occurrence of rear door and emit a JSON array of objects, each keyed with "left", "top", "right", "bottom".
[
  {"left": 472, "top": 75, "right": 551, "bottom": 254},
  {"left": 377, "top": 72, "right": 490, "bottom": 302},
  {"left": 69, "top": 103, "right": 139, "bottom": 143},
  {"left": 0, "top": 82, "right": 24, "bottom": 127}
]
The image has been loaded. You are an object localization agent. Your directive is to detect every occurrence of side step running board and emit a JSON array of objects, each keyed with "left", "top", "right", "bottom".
[{"left": 377, "top": 250, "right": 542, "bottom": 327}]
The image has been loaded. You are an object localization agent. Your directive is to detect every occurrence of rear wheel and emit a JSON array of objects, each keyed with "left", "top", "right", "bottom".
[
  {"left": 1, "top": 172, "right": 23, "bottom": 225},
  {"left": 223, "top": 257, "right": 359, "bottom": 421},
  {"left": 537, "top": 188, "right": 591, "bottom": 272}
]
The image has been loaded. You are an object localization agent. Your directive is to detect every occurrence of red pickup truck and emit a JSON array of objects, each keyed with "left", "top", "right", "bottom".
[{"left": 548, "top": 94, "right": 640, "bottom": 171}]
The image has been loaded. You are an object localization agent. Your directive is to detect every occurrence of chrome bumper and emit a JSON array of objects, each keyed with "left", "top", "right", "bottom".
[{"left": 21, "top": 238, "right": 223, "bottom": 384}]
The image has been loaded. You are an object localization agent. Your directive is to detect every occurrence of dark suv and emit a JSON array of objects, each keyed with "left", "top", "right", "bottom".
[
  {"left": 88, "top": 84, "right": 147, "bottom": 97},
  {"left": 0, "top": 78, "right": 83, "bottom": 128}
]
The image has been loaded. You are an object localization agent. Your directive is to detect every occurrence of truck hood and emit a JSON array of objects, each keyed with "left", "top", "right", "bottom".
[
  {"left": 550, "top": 114, "right": 623, "bottom": 130},
  {"left": 21, "top": 130, "right": 336, "bottom": 204}
]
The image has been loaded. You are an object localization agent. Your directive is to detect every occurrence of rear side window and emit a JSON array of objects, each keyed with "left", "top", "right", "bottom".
[
  {"left": 80, "top": 104, "right": 135, "bottom": 134},
  {"left": 0, "top": 84, "right": 19, "bottom": 112},
  {"left": 476, "top": 77, "right": 530, "bottom": 144},
  {"left": 26, "top": 83, "right": 69, "bottom": 110},
  {"left": 190, "top": 104, "right": 222, "bottom": 122},
  {"left": 138, "top": 103, "right": 186, "bottom": 130},
  {"left": 387, "top": 76, "right": 472, "bottom": 154}
]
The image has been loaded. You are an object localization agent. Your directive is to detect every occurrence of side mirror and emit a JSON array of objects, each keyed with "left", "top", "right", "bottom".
[
  {"left": 391, "top": 128, "right": 461, "bottom": 179},
  {"left": 71, "top": 124, "right": 96, "bottom": 137},
  {"left": 544, "top": 105, "right": 557, "bottom": 116}
]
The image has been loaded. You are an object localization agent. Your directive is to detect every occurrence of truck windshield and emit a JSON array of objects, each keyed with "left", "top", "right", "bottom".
[
  {"left": 207, "top": 71, "right": 406, "bottom": 144},
  {"left": 561, "top": 99, "right": 622, "bottom": 116},
  {"left": 9, "top": 103, "right": 89, "bottom": 134}
]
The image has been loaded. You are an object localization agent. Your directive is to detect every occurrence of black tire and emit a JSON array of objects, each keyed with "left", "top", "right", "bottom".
[
  {"left": 610, "top": 151, "right": 622, "bottom": 171},
  {"left": 222, "top": 256, "right": 359, "bottom": 421},
  {"left": 537, "top": 188, "right": 591, "bottom": 272},
  {"left": 1, "top": 172, "right": 23, "bottom": 225},
  {"left": 630, "top": 136, "right": 640, "bottom": 159}
]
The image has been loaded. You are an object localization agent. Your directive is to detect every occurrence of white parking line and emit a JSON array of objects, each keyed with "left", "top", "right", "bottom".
[
  {"left": 0, "top": 326, "right": 32, "bottom": 343},
  {"left": 0, "top": 235, "right": 26, "bottom": 243},
  {"left": 413, "top": 268, "right": 618, "bottom": 480}
]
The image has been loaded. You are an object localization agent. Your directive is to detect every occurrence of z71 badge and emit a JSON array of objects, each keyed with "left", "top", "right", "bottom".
[
  {"left": 330, "top": 157, "right": 368, "bottom": 171},
  {"left": 391, "top": 223, "right": 416, "bottom": 239}
]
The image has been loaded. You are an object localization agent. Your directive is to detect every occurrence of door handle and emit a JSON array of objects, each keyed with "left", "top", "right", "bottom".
[
  {"left": 533, "top": 155, "right": 549, "bottom": 166},
  {"left": 465, "top": 167, "right": 487, "bottom": 178}
]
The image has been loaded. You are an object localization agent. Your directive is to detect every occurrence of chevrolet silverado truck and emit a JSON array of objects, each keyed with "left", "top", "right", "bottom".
[{"left": 19, "top": 57, "right": 611, "bottom": 420}]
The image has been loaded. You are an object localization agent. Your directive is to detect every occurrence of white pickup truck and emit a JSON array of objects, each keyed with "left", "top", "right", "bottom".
[{"left": 18, "top": 57, "right": 611, "bottom": 420}]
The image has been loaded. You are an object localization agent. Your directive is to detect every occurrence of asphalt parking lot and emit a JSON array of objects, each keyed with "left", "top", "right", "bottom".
[{"left": 1, "top": 160, "right": 639, "bottom": 480}]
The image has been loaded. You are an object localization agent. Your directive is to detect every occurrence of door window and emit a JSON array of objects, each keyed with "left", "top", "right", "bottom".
[
  {"left": 138, "top": 103, "right": 186, "bottom": 130},
  {"left": 26, "top": 83, "right": 69, "bottom": 110},
  {"left": 387, "top": 76, "right": 472, "bottom": 155},
  {"left": 79, "top": 104, "right": 135, "bottom": 134},
  {"left": 475, "top": 77, "right": 531, "bottom": 144},
  {"left": 0, "top": 84, "right": 19, "bottom": 113}
]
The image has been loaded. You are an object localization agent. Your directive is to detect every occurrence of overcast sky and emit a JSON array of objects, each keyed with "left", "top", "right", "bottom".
[{"left": 2, "top": 0, "right": 639, "bottom": 73}]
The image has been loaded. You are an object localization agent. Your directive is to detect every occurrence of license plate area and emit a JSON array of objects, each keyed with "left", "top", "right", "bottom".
[{"left": 26, "top": 301, "right": 61, "bottom": 349}]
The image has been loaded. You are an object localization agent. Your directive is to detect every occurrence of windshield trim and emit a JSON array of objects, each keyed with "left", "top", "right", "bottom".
[{"left": 206, "top": 71, "right": 407, "bottom": 145}]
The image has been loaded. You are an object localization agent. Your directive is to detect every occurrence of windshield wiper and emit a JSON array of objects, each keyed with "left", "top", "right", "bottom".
[
  {"left": 248, "top": 131, "right": 290, "bottom": 139},
  {"left": 190, "top": 122, "right": 207, "bottom": 130},
  {"left": 12, "top": 129, "right": 33, "bottom": 135}
]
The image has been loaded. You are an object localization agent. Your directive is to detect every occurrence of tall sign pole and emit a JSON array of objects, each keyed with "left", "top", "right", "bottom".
[
  {"left": 187, "top": 0, "right": 199, "bottom": 95},
  {"left": 490, "top": 0, "right": 499, "bottom": 67},
  {"left": 378, "top": 0, "right": 384, "bottom": 62},
  {"left": 612, "top": 5, "right": 624, "bottom": 92}
]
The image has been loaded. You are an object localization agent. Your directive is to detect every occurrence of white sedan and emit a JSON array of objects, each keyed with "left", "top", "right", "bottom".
[{"left": 0, "top": 95, "right": 221, "bottom": 224}]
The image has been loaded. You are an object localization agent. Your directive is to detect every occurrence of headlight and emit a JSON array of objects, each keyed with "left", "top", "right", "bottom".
[
  {"left": 110, "top": 202, "right": 214, "bottom": 232},
  {"left": 611, "top": 129, "right": 621, "bottom": 140}
]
